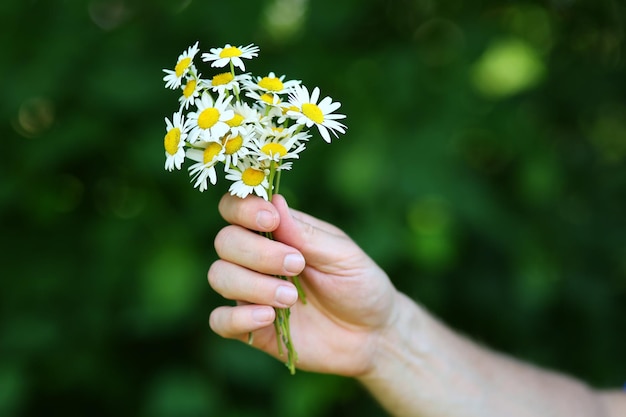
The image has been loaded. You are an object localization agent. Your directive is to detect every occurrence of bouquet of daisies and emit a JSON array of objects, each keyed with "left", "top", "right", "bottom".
[{"left": 162, "top": 42, "right": 346, "bottom": 373}]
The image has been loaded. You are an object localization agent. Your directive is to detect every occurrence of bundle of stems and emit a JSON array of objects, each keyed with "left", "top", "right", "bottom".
[{"left": 250, "top": 163, "right": 306, "bottom": 374}]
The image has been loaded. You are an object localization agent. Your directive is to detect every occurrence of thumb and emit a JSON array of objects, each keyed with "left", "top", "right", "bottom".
[{"left": 271, "top": 195, "right": 353, "bottom": 267}]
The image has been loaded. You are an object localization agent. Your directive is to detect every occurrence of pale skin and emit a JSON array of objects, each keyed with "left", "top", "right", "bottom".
[{"left": 208, "top": 194, "right": 626, "bottom": 417}]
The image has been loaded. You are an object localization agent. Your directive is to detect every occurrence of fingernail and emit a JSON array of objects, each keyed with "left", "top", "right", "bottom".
[
  {"left": 256, "top": 210, "right": 276, "bottom": 230},
  {"left": 252, "top": 307, "right": 274, "bottom": 324},
  {"left": 283, "top": 253, "right": 305, "bottom": 275},
  {"left": 275, "top": 285, "right": 298, "bottom": 306}
]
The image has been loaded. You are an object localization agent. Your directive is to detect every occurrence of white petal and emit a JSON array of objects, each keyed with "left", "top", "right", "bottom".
[{"left": 310, "top": 87, "right": 320, "bottom": 104}]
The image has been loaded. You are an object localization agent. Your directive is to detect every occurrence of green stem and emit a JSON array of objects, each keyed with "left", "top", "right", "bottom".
[
  {"left": 273, "top": 316, "right": 283, "bottom": 357},
  {"left": 229, "top": 61, "right": 240, "bottom": 102},
  {"left": 263, "top": 160, "right": 303, "bottom": 373},
  {"left": 275, "top": 307, "right": 297, "bottom": 374},
  {"left": 274, "top": 166, "right": 282, "bottom": 195},
  {"left": 267, "top": 161, "right": 277, "bottom": 200},
  {"left": 292, "top": 276, "right": 307, "bottom": 304},
  {"left": 273, "top": 165, "right": 306, "bottom": 303}
]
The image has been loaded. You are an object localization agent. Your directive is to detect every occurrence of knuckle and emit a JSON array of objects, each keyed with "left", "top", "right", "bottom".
[
  {"left": 207, "top": 260, "right": 225, "bottom": 290},
  {"left": 218, "top": 193, "right": 256, "bottom": 226},
  {"left": 254, "top": 246, "right": 283, "bottom": 274},
  {"left": 208, "top": 308, "right": 223, "bottom": 335},
  {"left": 217, "top": 193, "right": 235, "bottom": 219},
  {"left": 209, "top": 306, "right": 239, "bottom": 339},
  {"left": 253, "top": 247, "right": 272, "bottom": 266},
  {"left": 301, "top": 220, "right": 316, "bottom": 237},
  {"left": 214, "top": 226, "right": 237, "bottom": 256}
]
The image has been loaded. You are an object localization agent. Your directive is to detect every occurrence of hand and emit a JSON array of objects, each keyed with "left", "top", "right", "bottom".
[{"left": 208, "top": 194, "right": 400, "bottom": 376}]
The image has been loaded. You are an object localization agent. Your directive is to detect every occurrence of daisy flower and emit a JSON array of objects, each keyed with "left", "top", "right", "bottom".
[
  {"left": 163, "top": 41, "right": 200, "bottom": 90},
  {"left": 276, "top": 101, "right": 304, "bottom": 125},
  {"left": 287, "top": 85, "right": 347, "bottom": 143},
  {"left": 186, "top": 141, "right": 226, "bottom": 191},
  {"left": 222, "top": 127, "right": 253, "bottom": 169},
  {"left": 246, "top": 89, "right": 282, "bottom": 108},
  {"left": 245, "top": 72, "right": 301, "bottom": 95},
  {"left": 178, "top": 74, "right": 203, "bottom": 110},
  {"left": 245, "top": 90, "right": 285, "bottom": 119},
  {"left": 206, "top": 72, "right": 251, "bottom": 95},
  {"left": 187, "top": 91, "right": 234, "bottom": 143},
  {"left": 255, "top": 122, "right": 305, "bottom": 142},
  {"left": 201, "top": 43, "right": 260, "bottom": 72},
  {"left": 163, "top": 111, "right": 189, "bottom": 171},
  {"left": 226, "top": 101, "right": 263, "bottom": 136},
  {"left": 251, "top": 129, "right": 309, "bottom": 165},
  {"left": 226, "top": 159, "right": 270, "bottom": 200}
]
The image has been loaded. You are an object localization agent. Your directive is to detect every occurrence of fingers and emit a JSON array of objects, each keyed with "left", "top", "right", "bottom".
[
  {"left": 218, "top": 194, "right": 279, "bottom": 232},
  {"left": 214, "top": 225, "right": 305, "bottom": 277},
  {"left": 208, "top": 256, "right": 299, "bottom": 343},
  {"left": 217, "top": 193, "right": 364, "bottom": 274},
  {"left": 209, "top": 304, "right": 275, "bottom": 339},
  {"left": 212, "top": 194, "right": 305, "bottom": 344},
  {"left": 273, "top": 194, "right": 346, "bottom": 237},
  {"left": 208, "top": 260, "right": 299, "bottom": 308},
  {"left": 271, "top": 194, "right": 356, "bottom": 267}
]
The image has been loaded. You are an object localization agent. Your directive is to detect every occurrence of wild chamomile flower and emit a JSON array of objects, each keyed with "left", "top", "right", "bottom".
[
  {"left": 252, "top": 130, "right": 308, "bottom": 165},
  {"left": 163, "top": 41, "right": 200, "bottom": 90},
  {"left": 163, "top": 111, "right": 189, "bottom": 171},
  {"left": 226, "top": 159, "right": 270, "bottom": 200},
  {"left": 245, "top": 72, "right": 301, "bottom": 95},
  {"left": 178, "top": 74, "right": 203, "bottom": 110},
  {"left": 186, "top": 141, "right": 226, "bottom": 191},
  {"left": 187, "top": 91, "right": 234, "bottom": 143},
  {"left": 201, "top": 43, "right": 260, "bottom": 72},
  {"left": 287, "top": 85, "right": 347, "bottom": 143},
  {"left": 226, "top": 101, "right": 262, "bottom": 136},
  {"left": 276, "top": 101, "right": 304, "bottom": 125},
  {"left": 206, "top": 72, "right": 251, "bottom": 95},
  {"left": 222, "top": 128, "right": 252, "bottom": 169},
  {"left": 246, "top": 90, "right": 285, "bottom": 119},
  {"left": 256, "top": 123, "right": 304, "bottom": 142}
]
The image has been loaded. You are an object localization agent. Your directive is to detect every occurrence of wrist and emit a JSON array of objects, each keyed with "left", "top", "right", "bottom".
[
  {"left": 356, "top": 292, "right": 609, "bottom": 417},
  {"left": 355, "top": 292, "right": 434, "bottom": 408},
  {"left": 355, "top": 292, "right": 483, "bottom": 417}
]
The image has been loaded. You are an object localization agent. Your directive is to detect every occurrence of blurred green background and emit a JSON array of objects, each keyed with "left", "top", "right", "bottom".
[{"left": 2, "top": 0, "right": 625, "bottom": 415}]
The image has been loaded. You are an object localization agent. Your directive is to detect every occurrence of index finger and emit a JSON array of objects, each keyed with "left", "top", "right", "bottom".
[{"left": 218, "top": 194, "right": 279, "bottom": 232}]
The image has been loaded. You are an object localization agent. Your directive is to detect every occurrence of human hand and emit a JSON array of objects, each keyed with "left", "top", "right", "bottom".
[{"left": 208, "top": 194, "right": 400, "bottom": 376}]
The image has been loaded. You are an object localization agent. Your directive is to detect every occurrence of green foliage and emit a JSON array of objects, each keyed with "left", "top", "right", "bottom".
[{"left": 2, "top": 0, "right": 625, "bottom": 416}]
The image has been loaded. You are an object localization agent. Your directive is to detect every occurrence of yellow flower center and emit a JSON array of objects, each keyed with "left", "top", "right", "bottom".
[
  {"left": 226, "top": 113, "right": 244, "bottom": 127},
  {"left": 302, "top": 103, "right": 324, "bottom": 124},
  {"left": 203, "top": 142, "right": 223, "bottom": 164},
  {"left": 175, "top": 57, "right": 191, "bottom": 77},
  {"left": 164, "top": 128, "right": 181, "bottom": 155},
  {"left": 198, "top": 108, "right": 220, "bottom": 129},
  {"left": 261, "top": 143, "right": 287, "bottom": 158},
  {"left": 225, "top": 135, "right": 243, "bottom": 155},
  {"left": 282, "top": 105, "right": 299, "bottom": 115},
  {"left": 260, "top": 93, "right": 278, "bottom": 105},
  {"left": 182, "top": 79, "right": 197, "bottom": 98},
  {"left": 242, "top": 167, "right": 265, "bottom": 186},
  {"left": 219, "top": 46, "right": 242, "bottom": 58},
  {"left": 258, "top": 76, "right": 284, "bottom": 92},
  {"left": 212, "top": 72, "right": 234, "bottom": 86}
]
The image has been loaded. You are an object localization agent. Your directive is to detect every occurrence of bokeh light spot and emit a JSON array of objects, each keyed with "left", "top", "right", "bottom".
[
  {"left": 88, "top": 0, "right": 130, "bottom": 30},
  {"left": 471, "top": 38, "right": 545, "bottom": 98},
  {"left": 14, "top": 97, "right": 55, "bottom": 138},
  {"left": 407, "top": 197, "right": 456, "bottom": 270},
  {"left": 262, "top": 0, "right": 308, "bottom": 42}
]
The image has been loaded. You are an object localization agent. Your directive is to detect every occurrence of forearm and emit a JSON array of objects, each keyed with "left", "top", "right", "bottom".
[{"left": 358, "top": 293, "right": 613, "bottom": 417}]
